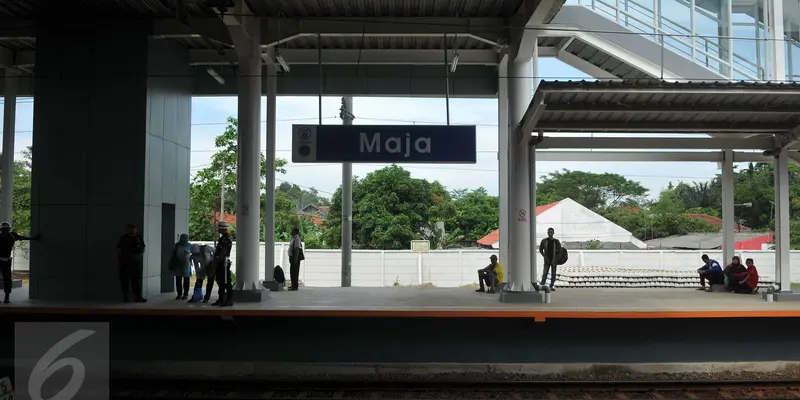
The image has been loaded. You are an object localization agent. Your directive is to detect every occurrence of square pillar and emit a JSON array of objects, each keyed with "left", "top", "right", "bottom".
[
  {"left": 30, "top": 19, "right": 192, "bottom": 301},
  {"left": 497, "top": 55, "right": 510, "bottom": 278},
  {"left": 766, "top": 0, "right": 787, "bottom": 80},
  {"left": 1, "top": 69, "right": 18, "bottom": 224},
  {"left": 775, "top": 150, "right": 791, "bottom": 291},
  {"left": 721, "top": 149, "right": 735, "bottom": 265}
]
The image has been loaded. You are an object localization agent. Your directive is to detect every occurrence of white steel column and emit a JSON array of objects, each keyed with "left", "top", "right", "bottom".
[
  {"left": 264, "top": 56, "right": 277, "bottom": 286},
  {"left": 341, "top": 96, "right": 354, "bottom": 287},
  {"left": 507, "top": 55, "right": 534, "bottom": 292},
  {"left": 774, "top": 150, "right": 791, "bottom": 291},
  {"left": 767, "top": 0, "right": 787, "bottom": 80},
  {"left": 498, "top": 55, "right": 510, "bottom": 276},
  {"left": 233, "top": 14, "right": 262, "bottom": 291},
  {"left": 721, "top": 149, "right": 736, "bottom": 265},
  {"left": 1, "top": 70, "right": 18, "bottom": 225},
  {"left": 528, "top": 47, "right": 539, "bottom": 283}
]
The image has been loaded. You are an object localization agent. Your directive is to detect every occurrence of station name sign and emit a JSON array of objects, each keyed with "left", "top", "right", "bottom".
[{"left": 291, "top": 125, "right": 477, "bottom": 164}]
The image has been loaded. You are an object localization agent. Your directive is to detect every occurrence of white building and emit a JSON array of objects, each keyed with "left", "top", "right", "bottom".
[{"left": 478, "top": 198, "right": 647, "bottom": 250}]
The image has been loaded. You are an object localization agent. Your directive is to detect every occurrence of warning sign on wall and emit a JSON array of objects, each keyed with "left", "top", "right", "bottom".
[{"left": 517, "top": 208, "right": 528, "bottom": 222}]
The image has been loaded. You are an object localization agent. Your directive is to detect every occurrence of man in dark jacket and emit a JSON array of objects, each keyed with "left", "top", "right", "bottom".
[
  {"left": 117, "top": 223, "right": 147, "bottom": 303},
  {"left": 539, "top": 227, "right": 562, "bottom": 291},
  {"left": 0, "top": 221, "right": 38, "bottom": 303},
  {"left": 213, "top": 221, "right": 234, "bottom": 307}
]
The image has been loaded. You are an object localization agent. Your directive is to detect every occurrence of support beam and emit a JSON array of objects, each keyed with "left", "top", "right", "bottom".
[
  {"left": 542, "top": 105, "right": 799, "bottom": 115},
  {"left": 721, "top": 149, "right": 735, "bottom": 266},
  {"left": 260, "top": 17, "right": 504, "bottom": 47},
  {"left": 775, "top": 149, "right": 792, "bottom": 291},
  {"left": 766, "top": 0, "right": 786, "bottom": 80},
  {"left": 189, "top": 49, "right": 499, "bottom": 66},
  {"left": 536, "top": 151, "right": 772, "bottom": 162},
  {"left": 509, "top": 0, "right": 565, "bottom": 60},
  {"left": 231, "top": 1, "right": 266, "bottom": 300},
  {"left": 263, "top": 49, "right": 278, "bottom": 291},
  {"left": 538, "top": 137, "right": 775, "bottom": 150},
  {"left": 341, "top": 97, "right": 354, "bottom": 288},
  {"left": 498, "top": 54, "right": 510, "bottom": 283},
  {"left": 504, "top": 52, "right": 535, "bottom": 296},
  {"left": 533, "top": 121, "right": 792, "bottom": 133},
  {"left": 0, "top": 70, "right": 17, "bottom": 225}
]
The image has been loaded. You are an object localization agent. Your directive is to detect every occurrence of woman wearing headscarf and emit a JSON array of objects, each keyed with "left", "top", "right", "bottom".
[{"left": 169, "top": 233, "right": 193, "bottom": 300}]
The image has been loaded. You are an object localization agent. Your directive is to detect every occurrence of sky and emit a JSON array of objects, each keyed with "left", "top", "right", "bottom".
[{"left": 2, "top": 58, "right": 746, "bottom": 203}]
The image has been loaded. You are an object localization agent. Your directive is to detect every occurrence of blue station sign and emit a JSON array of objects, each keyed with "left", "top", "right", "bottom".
[{"left": 291, "top": 125, "right": 477, "bottom": 164}]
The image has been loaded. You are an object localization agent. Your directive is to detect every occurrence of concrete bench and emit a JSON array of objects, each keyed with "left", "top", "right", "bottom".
[{"left": 0, "top": 279, "right": 22, "bottom": 289}]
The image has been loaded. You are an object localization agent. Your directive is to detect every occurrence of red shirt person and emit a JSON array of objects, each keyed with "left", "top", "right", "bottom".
[{"left": 733, "top": 258, "right": 759, "bottom": 293}]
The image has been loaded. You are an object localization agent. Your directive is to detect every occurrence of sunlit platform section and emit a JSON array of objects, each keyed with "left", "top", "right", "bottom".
[{"left": 2, "top": 284, "right": 800, "bottom": 320}]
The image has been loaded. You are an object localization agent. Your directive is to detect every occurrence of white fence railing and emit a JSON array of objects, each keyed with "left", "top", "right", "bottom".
[{"left": 14, "top": 243, "right": 798, "bottom": 286}]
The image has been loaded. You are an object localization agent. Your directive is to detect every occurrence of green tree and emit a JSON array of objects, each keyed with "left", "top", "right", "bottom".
[
  {"left": 324, "top": 165, "right": 454, "bottom": 250},
  {"left": 601, "top": 191, "right": 717, "bottom": 240},
  {"left": 0, "top": 146, "right": 33, "bottom": 256},
  {"left": 537, "top": 169, "right": 648, "bottom": 211},
  {"left": 447, "top": 187, "right": 499, "bottom": 242},
  {"left": 189, "top": 117, "right": 288, "bottom": 241},
  {"left": 277, "top": 182, "right": 330, "bottom": 211}
]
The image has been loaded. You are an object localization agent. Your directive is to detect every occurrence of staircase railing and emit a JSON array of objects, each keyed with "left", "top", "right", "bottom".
[{"left": 570, "top": 0, "right": 792, "bottom": 80}]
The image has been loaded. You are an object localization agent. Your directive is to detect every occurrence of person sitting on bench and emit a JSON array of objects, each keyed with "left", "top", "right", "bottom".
[
  {"left": 723, "top": 256, "right": 746, "bottom": 290},
  {"left": 476, "top": 255, "right": 502, "bottom": 294},
  {"left": 731, "top": 258, "right": 759, "bottom": 294},
  {"left": 698, "top": 254, "right": 724, "bottom": 290}
]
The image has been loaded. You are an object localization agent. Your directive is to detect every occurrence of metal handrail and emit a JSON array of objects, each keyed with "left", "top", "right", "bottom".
[{"left": 581, "top": 0, "right": 767, "bottom": 79}]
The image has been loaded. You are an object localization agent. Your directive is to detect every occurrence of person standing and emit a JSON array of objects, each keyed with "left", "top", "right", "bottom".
[
  {"left": 212, "top": 221, "right": 233, "bottom": 307},
  {"left": 0, "top": 222, "right": 38, "bottom": 303},
  {"left": 188, "top": 243, "right": 215, "bottom": 303},
  {"left": 170, "top": 233, "right": 192, "bottom": 300},
  {"left": 539, "top": 227, "right": 562, "bottom": 291},
  {"left": 117, "top": 223, "right": 147, "bottom": 303},
  {"left": 288, "top": 227, "right": 304, "bottom": 291}
]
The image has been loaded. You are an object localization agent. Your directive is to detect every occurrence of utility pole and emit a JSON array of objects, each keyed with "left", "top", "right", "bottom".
[
  {"left": 340, "top": 97, "right": 354, "bottom": 287},
  {"left": 217, "top": 159, "right": 225, "bottom": 245}
]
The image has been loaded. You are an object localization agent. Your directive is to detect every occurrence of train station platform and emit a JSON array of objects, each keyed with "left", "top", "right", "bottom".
[
  {"left": 1, "top": 284, "right": 798, "bottom": 320},
  {"left": 4, "top": 284, "right": 800, "bottom": 371}
]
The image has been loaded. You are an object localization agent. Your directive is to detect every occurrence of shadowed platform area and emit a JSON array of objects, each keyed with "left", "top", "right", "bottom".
[{"left": 1, "top": 284, "right": 798, "bottom": 319}]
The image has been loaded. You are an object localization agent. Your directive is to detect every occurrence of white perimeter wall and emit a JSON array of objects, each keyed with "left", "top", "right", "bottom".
[{"left": 12, "top": 242, "right": 798, "bottom": 285}]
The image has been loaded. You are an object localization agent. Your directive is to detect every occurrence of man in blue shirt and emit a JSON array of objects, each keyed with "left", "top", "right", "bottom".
[{"left": 698, "top": 254, "right": 724, "bottom": 290}]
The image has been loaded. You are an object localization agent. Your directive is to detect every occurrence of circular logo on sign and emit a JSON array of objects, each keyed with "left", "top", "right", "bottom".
[
  {"left": 518, "top": 209, "right": 527, "bottom": 218},
  {"left": 299, "top": 127, "right": 312, "bottom": 141},
  {"left": 242, "top": 204, "right": 250, "bottom": 213}
]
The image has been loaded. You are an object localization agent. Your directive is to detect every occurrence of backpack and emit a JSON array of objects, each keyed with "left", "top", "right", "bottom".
[
  {"left": 274, "top": 265, "right": 286, "bottom": 284},
  {"left": 556, "top": 247, "right": 569, "bottom": 266},
  {"left": 168, "top": 243, "right": 182, "bottom": 271}
]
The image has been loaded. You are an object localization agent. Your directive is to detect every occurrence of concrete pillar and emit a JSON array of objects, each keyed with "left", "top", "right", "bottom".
[
  {"left": 528, "top": 143, "right": 538, "bottom": 282},
  {"left": 263, "top": 57, "right": 277, "bottom": 289},
  {"left": 721, "top": 149, "right": 735, "bottom": 265},
  {"left": 1, "top": 69, "right": 17, "bottom": 225},
  {"left": 31, "top": 20, "right": 192, "bottom": 300},
  {"left": 341, "top": 97, "right": 354, "bottom": 288},
  {"left": 505, "top": 55, "right": 534, "bottom": 293},
  {"left": 497, "top": 55, "right": 510, "bottom": 278},
  {"left": 775, "top": 150, "right": 791, "bottom": 291},
  {"left": 234, "top": 16, "right": 263, "bottom": 293},
  {"left": 774, "top": 156, "right": 782, "bottom": 285},
  {"left": 767, "top": 0, "right": 787, "bottom": 80}
]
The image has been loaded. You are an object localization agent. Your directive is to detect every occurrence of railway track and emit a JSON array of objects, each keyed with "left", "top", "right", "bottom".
[{"left": 108, "top": 378, "right": 800, "bottom": 400}]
